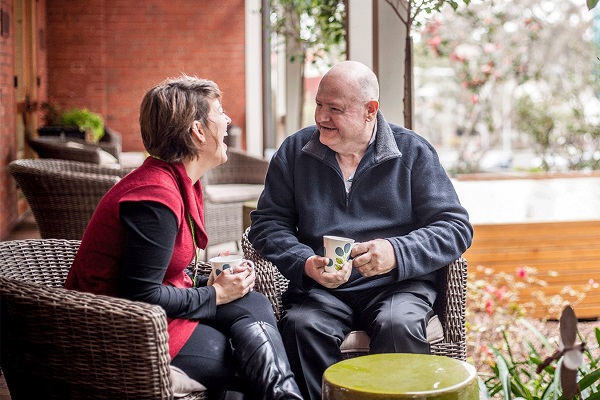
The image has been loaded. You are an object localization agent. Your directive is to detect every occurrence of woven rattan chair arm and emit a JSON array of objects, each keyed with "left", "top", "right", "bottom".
[
  {"left": 0, "top": 239, "right": 80, "bottom": 286},
  {"left": 443, "top": 257, "right": 468, "bottom": 344},
  {"left": 0, "top": 276, "right": 175, "bottom": 399},
  {"left": 241, "top": 228, "right": 287, "bottom": 320}
]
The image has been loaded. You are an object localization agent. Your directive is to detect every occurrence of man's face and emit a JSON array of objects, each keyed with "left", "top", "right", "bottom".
[{"left": 314, "top": 76, "right": 371, "bottom": 154}]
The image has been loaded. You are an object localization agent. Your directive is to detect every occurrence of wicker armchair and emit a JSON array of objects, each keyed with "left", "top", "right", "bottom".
[
  {"left": 8, "top": 159, "right": 133, "bottom": 240},
  {"left": 241, "top": 228, "right": 469, "bottom": 361},
  {"left": 0, "top": 239, "right": 207, "bottom": 400},
  {"left": 201, "top": 150, "right": 269, "bottom": 258}
]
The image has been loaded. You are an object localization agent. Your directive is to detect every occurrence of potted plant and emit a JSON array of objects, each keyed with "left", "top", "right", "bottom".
[{"left": 38, "top": 102, "right": 105, "bottom": 142}]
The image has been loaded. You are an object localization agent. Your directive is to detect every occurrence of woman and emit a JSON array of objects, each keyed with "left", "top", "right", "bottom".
[{"left": 65, "top": 75, "right": 302, "bottom": 400}]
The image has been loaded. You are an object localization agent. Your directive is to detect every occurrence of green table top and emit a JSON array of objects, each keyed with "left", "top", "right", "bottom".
[{"left": 322, "top": 353, "right": 478, "bottom": 400}]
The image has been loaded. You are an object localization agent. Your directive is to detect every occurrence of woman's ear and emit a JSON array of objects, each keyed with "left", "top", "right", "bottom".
[{"left": 190, "top": 121, "right": 206, "bottom": 144}]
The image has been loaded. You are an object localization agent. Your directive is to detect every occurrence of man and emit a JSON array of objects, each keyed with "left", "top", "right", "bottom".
[{"left": 249, "top": 61, "right": 473, "bottom": 400}]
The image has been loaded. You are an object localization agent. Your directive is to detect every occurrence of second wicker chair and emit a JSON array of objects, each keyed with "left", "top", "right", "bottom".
[{"left": 8, "top": 158, "right": 133, "bottom": 240}]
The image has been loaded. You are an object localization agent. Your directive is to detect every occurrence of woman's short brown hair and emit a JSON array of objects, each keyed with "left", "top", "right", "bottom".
[{"left": 139, "top": 75, "right": 222, "bottom": 163}]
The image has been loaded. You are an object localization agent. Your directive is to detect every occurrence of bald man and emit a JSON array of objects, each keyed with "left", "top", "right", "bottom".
[{"left": 249, "top": 61, "right": 473, "bottom": 399}]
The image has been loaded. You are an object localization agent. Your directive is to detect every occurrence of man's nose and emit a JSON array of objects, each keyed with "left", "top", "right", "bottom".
[{"left": 315, "top": 109, "right": 330, "bottom": 122}]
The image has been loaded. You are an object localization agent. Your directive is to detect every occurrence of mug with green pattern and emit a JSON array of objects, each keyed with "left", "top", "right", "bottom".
[{"left": 323, "top": 235, "right": 355, "bottom": 273}]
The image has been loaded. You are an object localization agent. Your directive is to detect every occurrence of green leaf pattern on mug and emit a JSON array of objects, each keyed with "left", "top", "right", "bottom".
[
  {"left": 215, "top": 263, "right": 231, "bottom": 276},
  {"left": 330, "top": 243, "right": 352, "bottom": 271}
]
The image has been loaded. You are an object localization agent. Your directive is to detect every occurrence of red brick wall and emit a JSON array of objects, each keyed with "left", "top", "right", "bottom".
[
  {"left": 46, "top": 0, "right": 246, "bottom": 151},
  {"left": 0, "top": 0, "right": 17, "bottom": 239},
  {"left": 1, "top": 0, "right": 246, "bottom": 239}
]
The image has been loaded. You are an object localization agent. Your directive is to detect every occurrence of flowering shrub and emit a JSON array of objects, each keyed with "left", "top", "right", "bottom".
[
  {"left": 467, "top": 265, "right": 600, "bottom": 398},
  {"left": 416, "top": 0, "right": 600, "bottom": 174},
  {"left": 467, "top": 265, "right": 546, "bottom": 367}
]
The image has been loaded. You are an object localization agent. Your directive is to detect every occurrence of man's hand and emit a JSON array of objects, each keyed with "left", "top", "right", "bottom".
[
  {"left": 351, "top": 239, "right": 396, "bottom": 277},
  {"left": 304, "top": 255, "right": 352, "bottom": 288}
]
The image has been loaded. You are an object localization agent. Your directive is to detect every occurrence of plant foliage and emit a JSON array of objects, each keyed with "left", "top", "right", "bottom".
[
  {"left": 60, "top": 108, "right": 105, "bottom": 142},
  {"left": 479, "top": 323, "right": 600, "bottom": 399},
  {"left": 40, "top": 102, "right": 105, "bottom": 142},
  {"left": 270, "top": 0, "right": 346, "bottom": 65}
]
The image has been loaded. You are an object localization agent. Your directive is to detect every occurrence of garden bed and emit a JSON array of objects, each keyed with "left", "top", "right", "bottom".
[{"left": 468, "top": 311, "right": 599, "bottom": 395}]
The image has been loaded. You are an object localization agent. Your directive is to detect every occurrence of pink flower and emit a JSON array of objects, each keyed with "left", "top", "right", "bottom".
[
  {"left": 481, "top": 344, "right": 493, "bottom": 357},
  {"left": 485, "top": 300, "right": 494, "bottom": 315},
  {"left": 450, "top": 52, "right": 465, "bottom": 62},
  {"left": 517, "top": 267, "right": 527, "bottom": 278},
  {"left": 481, "top": 63, "right": 494, "bottom": 74},
  {"left": 425, "top": 20, "right": 441, "bottom": 34},
  {"left": 470, "top": 95, "right": 479, "bottom": 105},
  {"left": 483, "top": 43, "right": 496, "bottom": 54},
  {"left": 494, "top": 286, "right": 507, "bottom": 300},
  {"left": 427, "top": 36, "right": 442, "bottom": 48}
]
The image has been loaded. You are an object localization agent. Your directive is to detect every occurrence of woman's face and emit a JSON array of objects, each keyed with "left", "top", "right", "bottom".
[{"left": 204, "top": 97, "right": 231, "bottom": 166}]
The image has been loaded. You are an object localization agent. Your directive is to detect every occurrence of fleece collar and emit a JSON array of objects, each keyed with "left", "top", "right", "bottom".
[{"left": 301, "top": 110, "right": 402, "bottom": 163}]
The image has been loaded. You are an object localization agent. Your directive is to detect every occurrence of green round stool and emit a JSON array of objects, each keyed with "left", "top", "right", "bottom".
[{"left": 322, "top": 353, "right": 478, "bottom": 400}]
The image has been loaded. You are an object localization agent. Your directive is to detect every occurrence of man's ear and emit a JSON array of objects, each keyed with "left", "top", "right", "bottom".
[
  {"left": 190, "top": 121, "right": 206, "bottom": 144},
  {"left": 366, "top": 100, "right": 379, "bottom": 121}
]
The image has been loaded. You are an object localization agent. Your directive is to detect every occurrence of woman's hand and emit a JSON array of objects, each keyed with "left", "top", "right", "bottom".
[{"left": 211, "top": 264, "right": 255, "bottom": 305}]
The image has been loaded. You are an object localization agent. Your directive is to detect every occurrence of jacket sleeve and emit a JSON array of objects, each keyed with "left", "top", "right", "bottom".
[{"left": 388, "top": 139, "right": 473, "bottom": 281}]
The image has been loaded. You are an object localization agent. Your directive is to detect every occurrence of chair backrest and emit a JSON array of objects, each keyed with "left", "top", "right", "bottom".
[
  {"left": 8, "top": 159, "right": 124, "bottom": 240},
  {"left": 203, "top": 149, "right": 269, "bottom": 186},
  {"left": 241, "top": 228, "right": 468, "bottom": 361},
  {"left": 98, "top": 127, "right": 123, "bottom": 159},
  {"left": 28, "top": 136, "right": 120, "bottom": 164},
  {"left": 0, "top": 239, "right": 177, "bottom": 399}
]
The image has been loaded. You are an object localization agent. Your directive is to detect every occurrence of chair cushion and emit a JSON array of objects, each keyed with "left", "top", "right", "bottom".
[
  {"left": 65, "top": 141, "right": 120, "bottom": 165},
  {"left": 339, "top": 315, "right": 444, "bottom": 353},
  {"left": 170, "top": 365, "right": 207, "bottom": 397},
  {"left": 204, "top": 184, "right": 264, "bottom": 203}
]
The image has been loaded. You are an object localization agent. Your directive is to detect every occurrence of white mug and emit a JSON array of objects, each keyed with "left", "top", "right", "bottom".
[
  {"left": 323, "top": 235, "right": 355, "bottom": 273},
  {"left": 209, "top": 255, "right": 255, "bottom": 277}
]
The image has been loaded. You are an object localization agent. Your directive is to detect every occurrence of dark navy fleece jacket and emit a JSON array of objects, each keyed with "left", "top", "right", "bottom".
[{"left": 249, "top": 111, "right": 473, "bottom": 294}]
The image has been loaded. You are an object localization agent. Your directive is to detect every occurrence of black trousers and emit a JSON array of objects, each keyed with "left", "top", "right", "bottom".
[
  {"left": 280, "top": 281, "right": 436, "bottom": 400},
  {"left": 171, "top": 291, "right": 277, "bottom": 391}
]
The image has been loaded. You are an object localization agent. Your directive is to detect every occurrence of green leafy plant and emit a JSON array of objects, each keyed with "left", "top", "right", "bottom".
[
  {"left": 40, "top": 102, "right": 105, "bottom": 142},
  {"left": 60, "top": 108, "right": 104, "bottom": 142},
  {"left": 479, "top": 321, "right": 600, "bottom": 399}
]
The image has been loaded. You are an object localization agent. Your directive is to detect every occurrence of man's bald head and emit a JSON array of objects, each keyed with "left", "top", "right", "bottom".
[{"left": 320, "top": 61, "right": 379, "bottom": 103}]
